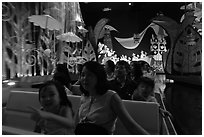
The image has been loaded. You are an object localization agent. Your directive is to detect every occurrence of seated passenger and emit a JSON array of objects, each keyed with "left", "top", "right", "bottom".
[
  {"left": 75, "top": 61, "right": 149, "bottom": 135},
  {"left": 130, "top": 61, "right": 143, "bottom": 83},
  {"left": 108, "top": 60, "right": 137, "bottom": 100},
  {"left": 104, "top": 60, "right": 115, "bottom": 81},
  {"left": 132, "top": 77, "right": 157, "bottom": 103},
  {"left": 30, "top": 80, "right": 75, "bottom": 134}
]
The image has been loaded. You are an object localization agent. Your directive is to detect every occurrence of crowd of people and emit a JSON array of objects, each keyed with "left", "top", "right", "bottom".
[{"left": 29, "top": 59, "right": 159, "bottom": 135}]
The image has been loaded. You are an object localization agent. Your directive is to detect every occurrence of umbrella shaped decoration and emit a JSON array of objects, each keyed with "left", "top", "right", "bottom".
[
  {"left": 28, "top": 15, "right": 62, "bottom": 31},
  {"left": 56, "top": 32, "right": 82, "bottom": 43},
  {"left": 28, "top": 14, "right": 62, "bottom": 70},
  {"left": 56, "top": 32, "right": 82, "bottom": 69}
]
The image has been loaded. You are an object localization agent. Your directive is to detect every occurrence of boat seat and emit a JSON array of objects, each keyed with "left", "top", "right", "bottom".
[
  {"left": 3, "top": 91, "right": 161, "bottom": 134},
  {"left": 2, "top": 125, "right": 41, "bottom": 135},
  {"left": 2, "top": 88, "right": 39, "bottom": 107},
  {"left": 114, "top": 100, "right": 160, "bottom": 135},
  {"left": 17, "top": 75, "right": 53, "bottom": 88},
  {"left": 3, "top": 90, "right": 40, "bottom": 131},
  {"left": 67, "top": 95, "right": 81, "bottom": 115}
]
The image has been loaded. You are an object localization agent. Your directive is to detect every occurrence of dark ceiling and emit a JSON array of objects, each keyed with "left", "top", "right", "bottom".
[
  {"left": 79, "top": 2, "right": 188, "bottom": 57},
  {"left": 80, "top": 2, "right": 187, "bottom": 29}
]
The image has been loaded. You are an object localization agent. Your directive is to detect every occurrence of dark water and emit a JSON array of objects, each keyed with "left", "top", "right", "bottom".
[{"left": 164, "top": 82, "right": 202, "bottom": 135}]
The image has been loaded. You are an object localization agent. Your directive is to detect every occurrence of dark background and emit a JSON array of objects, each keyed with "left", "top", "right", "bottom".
[{"left": 80, "top": 2, "right": 187, "bottom": 57}]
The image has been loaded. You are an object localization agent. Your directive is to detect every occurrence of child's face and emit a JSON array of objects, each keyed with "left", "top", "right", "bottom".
[
  {"left": 40, "top": 85, "right": 60, "bottom": 111},
  {"left": 137, "top": 83, "right": 153, "bottom": 98}
]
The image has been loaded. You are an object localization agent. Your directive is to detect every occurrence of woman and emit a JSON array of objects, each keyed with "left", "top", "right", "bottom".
[
  {"left": 75, "top": 61, "right": 149, "bottom": 135},
  {"left": 130, "top": 61, "right": 143, "bottom": 83},
  {"left": 108, "top": 60, "right": 137, "bottom": 100},
  {"left": 104, "top": 60, "right": 115, "bottom": 81}
]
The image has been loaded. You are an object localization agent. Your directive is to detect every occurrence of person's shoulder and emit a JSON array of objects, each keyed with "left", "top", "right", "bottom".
[
  {"left": 107, "top": 78, "right": 116, "bottom": 83},
  {"left": 147, "top": 96, "right": 157, "bottom": 103},
  {"left": 107, "top": 89, "right": 117, "bottom": 94}
]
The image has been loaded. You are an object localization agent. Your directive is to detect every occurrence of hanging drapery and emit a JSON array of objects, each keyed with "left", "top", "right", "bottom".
[{"left": 114, "top": 23, "right": 168, "bottom": 50}]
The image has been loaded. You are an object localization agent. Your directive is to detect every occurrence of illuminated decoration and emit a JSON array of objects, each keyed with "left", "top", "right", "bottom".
[
  {"left": 103, "top": 25, "right": 117, "bottom": 50},
  {"left": 94, "top": 18, "right": 109, "bottom": 44},
  {"left": 2, "top": 2, "right": 85, "bottom": 79},
  {"left": 180, "top": 2, "right": 202, "bottom": 35},
  {"left": 98, "top": 42, "right": 152, "bottom": 65},
  {"left": 172, "top": 25, "right": 201, "bottom": 74},
  {"left": 82, "top": 40, "right": 97, "bottom": 62},
  {"left": 2, "top": 2, "right": 15, "bottom": 21},
  {"left": 25, "top": 48, "right": 55, "bottom": 76},
  {"left": 114, "top": 23, "right": 168, "bottom": 49},
  {"left": 2, "top": 2, "right": 33, "bottom": 78},
  {"left": 150, "top": 34, "right": 167, "bottom": 73},
  {"left": 77, "top": 26, "right": 88, "bottom": 33},
  {"left": 132, "top": 51, "right": 152, "bottom": 65},
  {"left": 56, "top": 32, "right": 82, "bottom": 73},
  {"left": 28, "top": 15, "right": 62, "bottom": 71},
  {"left": 102, "top": 7, "right": 111, "bottom": 12},
  {"left": 120, "top": 55, "right": 132, "bottom": 64},
  {"left": 28, "top": 15, "right": 62, "bottom": 31},
  {"left": 98, "top": 42, "right": 117, "bottom": 64},
  {"left": 56, "top": 32, "right": 82, "bottom": 42},
  {"left": 152, "top": 3, "right": 202, "bottom": 75}
]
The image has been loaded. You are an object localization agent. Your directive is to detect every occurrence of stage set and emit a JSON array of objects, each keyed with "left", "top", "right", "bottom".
[{"left": 2, "top": 2, "right": 202, "bottom": 135}]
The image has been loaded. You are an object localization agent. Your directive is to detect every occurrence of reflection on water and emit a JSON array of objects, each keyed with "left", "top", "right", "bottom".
[{"left": 165, "top": 82, "right": 202, "bottom": 135}]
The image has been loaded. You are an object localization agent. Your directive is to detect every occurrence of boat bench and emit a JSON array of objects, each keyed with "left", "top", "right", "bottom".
[
  {"left": 2, "top": 87, "right": 39, "bottom": 107},
  {"left": 2, "top": 91, "right": 41, "bottom": 131},
  {"left": 3, "top": 90, "right": 160, "bottom": 134},
  {"left": 15, "top": 75, "right": 53, "bottom": 88}
]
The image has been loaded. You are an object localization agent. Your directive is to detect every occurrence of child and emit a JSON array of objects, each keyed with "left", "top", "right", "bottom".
[
  {"left": 30, "top": 80, "right": 74, "bottom": 134},
  {"left": 132, "top": 77, "right": 157, "bottom": 103}
]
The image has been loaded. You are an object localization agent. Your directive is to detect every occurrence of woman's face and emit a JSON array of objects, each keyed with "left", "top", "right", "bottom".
[
  {"left": 80, "top": 66, "right": 98, "bottom": 92},
  {"left": 104, "top": 63, "right": 109, "bottom": 73},
  {"left": 114, "top": 64, "right": 127, "bottom": 79},
  {"left": 40, "top": 85, "right": 60, "bottom": 111}
]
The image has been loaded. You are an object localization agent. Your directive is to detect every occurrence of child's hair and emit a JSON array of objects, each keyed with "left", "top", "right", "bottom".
[
  {"left": 137, "top": 77, "right": 155, "bottom": 90},
  {"left": 39, "top": 80, "right": 73, "bottom": 112}
]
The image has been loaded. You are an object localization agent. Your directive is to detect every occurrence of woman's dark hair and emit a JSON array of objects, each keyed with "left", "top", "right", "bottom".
[
  {"left": 131, "top": 61, "right": 143, "bottom": 81},
  {"left": 80, "top": 61, "right": 108, "bottom": 96},
  {"left": 39, "top": 80, "right": 73, "bottom": 113},
  {"left": 106, "top": 60, "right": 115, "bottom": 73}
]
